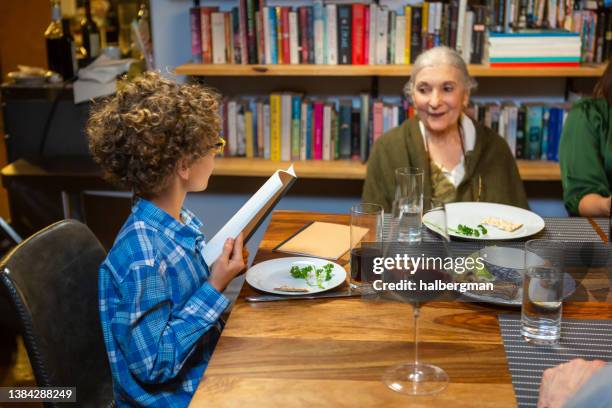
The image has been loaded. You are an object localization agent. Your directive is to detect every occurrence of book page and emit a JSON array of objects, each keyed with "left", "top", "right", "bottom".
[{"left": 203, "top": 165, "right": 296, "bottom": 266}]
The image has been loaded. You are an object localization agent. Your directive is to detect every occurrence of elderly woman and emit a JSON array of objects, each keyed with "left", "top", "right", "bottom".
[{"left": 362, "top": 46, "right": 528, "bottom": 212}]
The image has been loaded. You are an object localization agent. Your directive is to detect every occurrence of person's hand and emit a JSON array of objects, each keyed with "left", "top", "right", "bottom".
[
  {"left": 538, "top": 358, "right": 607, "bottom": 408},
  {"left": 209, "top": 233, "right": 246, "bottom": 292}
]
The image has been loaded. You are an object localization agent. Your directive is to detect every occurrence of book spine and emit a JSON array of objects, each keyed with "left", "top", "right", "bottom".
[
  {"left": 227, "top": 100, "right": 237, "bottom": 155},
  {"left": 269, "top": 94, "right": 281, "bottom": 161},
  {"left": 388, "top": 11, "right": 396, "bottom": 64},
  {"left": 456, "top": 0, "right": 467, "bottom": 52},
  {"left": 246, "top": 0, "right": 257, "bottom": 63},
  {"left": 281, "top": 7, "right": 290, "bottom": 64},
  {"left": 232, "top": 8, "right": 242, "bottom": 64},
  {"left": 281, "top": 93, "right": 292, "bottom": 160},
  {"left": 306, "top": 103, "right": 313, "bottom": 159},
  {"left": 405, "top": 7, "right": 412, "bottom": 64},
  {"left": 422, "top": 2, "right": 429, "bottom": 51},
  {"left": 546, "top": 107, "right": 559, "bottom": 160},
  {"left": 449, "top": 0, "right": 459, "bottom": 48},
  {"left": 395, "top": 13, "right": 406, "bottom": 64},
  {"left": 255, "top": 10, "right": 263, "bottom": 63},
  {"left": 256, "top": 101, "right": 264, "bottom": 157},
  {"left": 201, "top": 7, "right": 218, "bottom": 64},
  {"left": 506, "top": 106, "right": 518, "bottom": 157},
  {"left": 289, "top": 11, "right": 299, "bottom": 64},
  {"left": 225, "top": 12, "right": 233, "bottom": 64},
  {"left": 352, "top": 4, "right": 365, "bottom": 64},
  {"left": 314, "top": 0, "right": 325, "bottom": 64},
  {"left": 268, "top": 8, "right": 278, "bottom": 64},
  {"left": 237, "top": 102, "right": 246, "bottom": 156},
  {"left": 257, "top": 0, "right": 266, "bottom": 63},
  {"left": 313, "top": 102, "right": 324, "bottom": 160},
  {"left": 471, "top": 5, "right": 486, "bottom": 63},
  {"left": 373, "top": 101, "right": 384, "bottom": 142},
  {"left": 339, "top": 101, "right": 352, "bottom": 159},
  {"left": 332, "top": 107, "right": 339, "bottom": 160},
  {"left": 351, "top": 109, "right": 360, "bottom": 160},
  {"left": 527, "top": 105, "right": 543, "bottom": 160},
  {"left": 190, "top": 6, "right": 202, "bottom": 63},
  {"left": 364, "top": 5, "right": 370, "bottom": 64},
  {"left": 307, "top": 7, "right": 315, "bottom": 64},
  {"left": 299, "top": 7, "right": 309, "bottom": 63},
  {"left": 369, "top": 4, "right": 378, "bottom": 65},
  {"left": 300, "top": 101, "right": 308, "bottom": 161},
  {"left": 323, "top": 104, "right": 332, "bottom": 161},
  {"left": 263, "top": 102, "right": 271, "bottom": 159},
  {"left": 291, "top": 95, "right": 301, "bottom": 160},
  {"left": 239, "top": 0, "right": 248, "bottom": 64},
  {"left": 463, "top": 10, "right": 474, "bottom": 62},
  {"left": 211, "top": 12, "right": 227, "bottom": 64},
  {"left": 262, "top": 7, "right": 270, "bottom": 64},
  {"left": 337, "top": 5, "right": 352, "bottom": 65},
  {"left": 540, "top": 107, "right": 550, "bottom": 160},
  {"left": 276, "top": 7, "right": 283, "bottom": 64},
  {"left": 245, "top": 109, "right": 254, "bottom": 158},
  {"left": 376, "top": 6, "right": 388, "bottom": 64},
  {"left": 410, "top": 7, "right": 422, "bottom": 63},
  {"left": 326, "top": 4, "right": 338, "bottom": 65},
  {"left": 360, "top": 93, "right": 369, "bottom": 161}
]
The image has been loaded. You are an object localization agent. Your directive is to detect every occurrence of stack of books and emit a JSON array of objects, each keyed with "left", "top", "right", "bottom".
[
  {"left": 488, "top": 30, "right": 582, "bottom": 67},
  {"left": 219, "top": 93, "right": 570, "bottom": 163}
]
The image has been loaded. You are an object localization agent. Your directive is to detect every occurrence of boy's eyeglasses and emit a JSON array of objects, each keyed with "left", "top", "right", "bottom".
[{"left": 208, "top": 138, "right": 226, "bottom": 155}]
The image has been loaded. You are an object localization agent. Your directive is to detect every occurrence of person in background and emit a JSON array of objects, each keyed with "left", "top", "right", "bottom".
[
  {"left": 538, "top": 358, "right": 611, "bottom": 408},
  {"left": 88, "top": 72, "right": 246, "bottom": 406},
  {"left": 559, "top": 62, "right": 612, "bottom": 217},
  {"left": 362, "top": 46, "right": 528, "bottom": 212}
]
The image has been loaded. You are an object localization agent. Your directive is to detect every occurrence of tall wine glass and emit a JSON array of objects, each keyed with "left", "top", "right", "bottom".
[{"left": 381, "top": 202, "right": 451, "bottom": 395}]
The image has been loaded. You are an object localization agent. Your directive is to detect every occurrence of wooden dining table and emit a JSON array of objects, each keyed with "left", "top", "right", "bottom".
[{"left": 189, "top": 210, "right": 612, "bottom": 408}]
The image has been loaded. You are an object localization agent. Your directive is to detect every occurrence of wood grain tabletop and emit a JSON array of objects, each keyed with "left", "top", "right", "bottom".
[{"left": 190, "top": 211, "right": 612, "bottom": 408}]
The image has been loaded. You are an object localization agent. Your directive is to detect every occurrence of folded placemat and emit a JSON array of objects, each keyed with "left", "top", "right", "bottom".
[{"left": 498, "top": 315, "right": 612, "bottom": 408}]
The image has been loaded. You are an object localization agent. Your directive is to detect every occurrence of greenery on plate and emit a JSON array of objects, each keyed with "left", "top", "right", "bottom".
[{"left": 290, "top": 263, "right": 334, "bottom": 289}]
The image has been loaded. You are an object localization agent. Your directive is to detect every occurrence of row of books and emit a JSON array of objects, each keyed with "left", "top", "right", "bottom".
[
  {"left": 219, "top": 93, "right": 569, "bottom": 162},
  {"left": 471, "top": 102, "right": 569, "bottom": 160},
  {"left": 189, "top": 1, "right": 612, "bottom": 66},
  {"left": 488, "top": 31, "right": 582, "bottom": 67},
  {"left": 189, "top": 1, "right": 490, "bottom": 65}
]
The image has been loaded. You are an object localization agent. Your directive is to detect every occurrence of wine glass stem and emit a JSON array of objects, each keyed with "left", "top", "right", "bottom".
[{"left": 413, "top": 304, "right": 420, "bottom": 370}]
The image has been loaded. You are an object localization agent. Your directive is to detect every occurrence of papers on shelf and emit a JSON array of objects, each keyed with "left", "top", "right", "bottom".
[{"left": 203, "top": 165, "right": 297, "bottom": 266}]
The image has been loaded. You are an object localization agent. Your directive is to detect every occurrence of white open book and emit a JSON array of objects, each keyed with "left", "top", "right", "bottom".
[{"left": 203, "top": 165, "right": 297, "bottom": 266}]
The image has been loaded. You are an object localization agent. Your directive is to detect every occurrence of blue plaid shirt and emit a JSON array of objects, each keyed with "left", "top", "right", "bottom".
[{"left": 99, "top": 198, "right": 229, "bottom": 407}]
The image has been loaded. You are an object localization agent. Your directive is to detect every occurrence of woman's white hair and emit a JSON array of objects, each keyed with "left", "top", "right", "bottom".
[{"left": 404, "top": 46, "right": 478, "bottom": 96}]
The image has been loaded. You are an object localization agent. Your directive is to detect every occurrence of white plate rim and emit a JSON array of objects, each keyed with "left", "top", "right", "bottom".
[
  {"left": 246, "top": 256, "right": 347, "bottom": 295},
  {"left": 423, "top": 202, "right": 545, "bottom": 241}
]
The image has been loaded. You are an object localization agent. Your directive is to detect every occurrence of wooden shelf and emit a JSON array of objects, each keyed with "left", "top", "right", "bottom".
[
  {"left": 175, "top": 63, "right": 605, "bottom": 77},
  {"left": 213, "top": 157, "right": 561, "bottom": 181}
]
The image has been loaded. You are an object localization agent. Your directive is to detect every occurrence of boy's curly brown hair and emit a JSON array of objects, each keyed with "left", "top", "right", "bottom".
[{"left": 87, "top": 71, "right": 221, "bottom": 196}]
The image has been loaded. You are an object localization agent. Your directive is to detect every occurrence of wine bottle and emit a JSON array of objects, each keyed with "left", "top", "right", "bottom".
[
  {"left": 45, "top": 0, "right": 77, "bottom": 79},
  {"left": 81, "top": 0, "right": 101, "bottom": 66}
]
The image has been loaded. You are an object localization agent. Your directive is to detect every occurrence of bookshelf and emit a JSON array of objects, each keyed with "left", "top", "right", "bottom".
[
  {"left": 212, "top": 157, "right": 561, "bottom": 181},
  {"left": 175, "top": 64, "right": 607, "bottom": 78}
]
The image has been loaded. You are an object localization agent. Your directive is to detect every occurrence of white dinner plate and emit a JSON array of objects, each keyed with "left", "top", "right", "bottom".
[
  {"left": 246, "top": 257, "right": 347, "bottom": 295},
  {"left": 423, "top": 202, "right": 545, "bottom": 241}
]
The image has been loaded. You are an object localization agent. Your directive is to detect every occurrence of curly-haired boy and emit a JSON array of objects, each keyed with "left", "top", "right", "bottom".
[{"left": 89, "top": 72, "right": 245, "bottom": 407}]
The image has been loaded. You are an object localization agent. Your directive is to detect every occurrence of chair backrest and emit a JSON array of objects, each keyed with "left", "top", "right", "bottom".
[{"left": 0, "top": 219, "right": 114, "bottom": 408}]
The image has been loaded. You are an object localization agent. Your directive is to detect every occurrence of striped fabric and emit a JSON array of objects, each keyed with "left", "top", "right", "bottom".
[
  {"left": 498, "top": 315, "right": 612, "bottom": 408},
  {"left": 99, "top": 198, "right": 229, "bottom": 407}
]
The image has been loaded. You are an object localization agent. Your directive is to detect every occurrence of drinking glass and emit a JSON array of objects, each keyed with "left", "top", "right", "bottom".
[
  {"left": 521, "top": 239, "right": 565, "bottom": 345},
  {"left": 381, "top": 203, "right": 450, "bottom": 395},
  {"left": 393, "top": 167, "right": 424, "bottom": 243},
  {"left": 349, "top": 203, "right": 383, "bottom": 291}
]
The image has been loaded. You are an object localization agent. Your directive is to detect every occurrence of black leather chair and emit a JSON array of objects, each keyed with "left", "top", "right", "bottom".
[{"left": 0, "top": 219, "right": 114, "bottom": 408}]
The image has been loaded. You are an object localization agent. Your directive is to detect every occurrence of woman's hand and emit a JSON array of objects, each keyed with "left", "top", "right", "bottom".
[
  {"left": 578, "top": 194, "right": 611, "bottom": 217},
  {"left": 537, "top": 358, "right": 606, "bottom": 408},
  {"left": 209, "top": 233, "right": 246, "bottom": 292}
]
